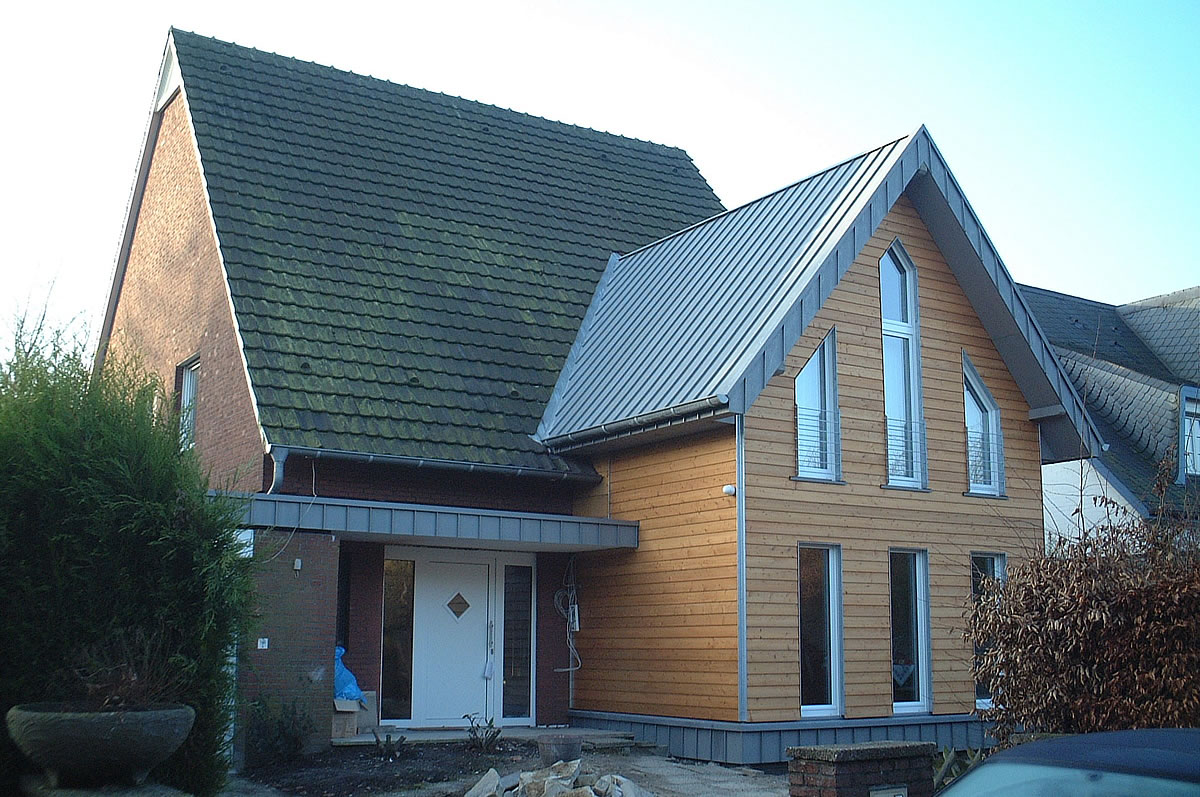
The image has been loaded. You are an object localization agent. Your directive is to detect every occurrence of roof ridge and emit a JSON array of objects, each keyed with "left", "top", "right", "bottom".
[
  {"left": 616, "top": 133, "right": 912, "bottom": 261},
  {"left": 170, "top": 28, "right": 698, "bottom": 159}
]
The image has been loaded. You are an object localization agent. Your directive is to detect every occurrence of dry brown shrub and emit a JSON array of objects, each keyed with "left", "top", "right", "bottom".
[{"left": 968, "top": 464, "right": 1200, "bottom": 745}]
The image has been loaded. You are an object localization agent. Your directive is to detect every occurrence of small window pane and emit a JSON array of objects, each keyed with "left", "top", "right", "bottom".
[
  {"left": 798, "top": 548, "right": 832, "bottom": 707},
  {"left": 890, "top": 552, "right": 921, "bottom": 704},
  {"left": 971, "top": 554, "right": 1003, "bottom": 702},
  {"left": 179, "top": 361, "right": 199, "bottom": 450},
  {"left": 796, "top": 338, "right": 836, "bottom": 475},
  {"left": 1186, "top": 399, "right": 1200, "bottom": 476},
  {"left": 880, "top": 251, "right": 908, "bottom": 323},
  {"left": 883, "top": 335, "right": 912, "bottom": 423}
]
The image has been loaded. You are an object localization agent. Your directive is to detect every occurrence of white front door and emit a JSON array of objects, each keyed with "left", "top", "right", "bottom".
[
  {"left": 411, "top": 559, "right": 491, "bottom": 725},
  {"left": 381, "top": 547, "right": 535, "bottom": 728}
]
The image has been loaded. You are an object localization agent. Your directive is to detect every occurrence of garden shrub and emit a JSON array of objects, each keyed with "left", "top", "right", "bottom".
[
  {"left": 243, "top": 697, "right": 315, "bottom": 769},
  {"left": 968, "top": 469, "right": 1199, "bottom": 745},
  {"left": 0, "top": 320, "right": 255, "bottom": 795}
]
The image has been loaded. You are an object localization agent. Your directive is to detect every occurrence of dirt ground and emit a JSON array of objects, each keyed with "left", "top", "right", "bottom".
[
  {"left": 227, "top": 742, "right": 789, "bottom": 797},
  {"left": 244, "top": 740, "right": 542, "bottom": 796}
]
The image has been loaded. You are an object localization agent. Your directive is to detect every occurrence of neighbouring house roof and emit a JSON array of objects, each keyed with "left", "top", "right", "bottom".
[
  {"left": 100, "top": 30, "right": 725, "bottom": 477},
  {"left": 1020, "top": 283, "right": 1198, "bottom": 515},
  {"left": 537, "top": 127, "right": 1103, "bottom": 465}
]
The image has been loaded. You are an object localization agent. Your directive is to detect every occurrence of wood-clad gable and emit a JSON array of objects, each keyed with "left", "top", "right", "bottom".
[{"left": 743, "top": 195, "right": 1044, "bottom": 722}]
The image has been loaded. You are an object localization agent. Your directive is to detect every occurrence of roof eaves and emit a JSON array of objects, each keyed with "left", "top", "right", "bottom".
[{"left": 541, "top": 394, "right": 730, "bottom": 452}]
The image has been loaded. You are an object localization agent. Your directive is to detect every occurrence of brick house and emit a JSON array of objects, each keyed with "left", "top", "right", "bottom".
[{"left": 99, "top": 30, "right": 1101, "bottom": 763}]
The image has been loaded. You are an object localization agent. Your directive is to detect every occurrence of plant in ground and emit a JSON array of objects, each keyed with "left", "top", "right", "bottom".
[
  {"left": 243, "top": 697, "right": 314, "bottom": 769},
  {"left": 967, "top": 459, "right": 1199, "bottom": 745},
  {"left": 0, "top": 318, "right": 255, "bottom": 795},
  {"left": 463, "top": 713, "right": 502, "bottom": 752},
  {"left": 371, "top": 728, "right": 407, "bottom": 762}
]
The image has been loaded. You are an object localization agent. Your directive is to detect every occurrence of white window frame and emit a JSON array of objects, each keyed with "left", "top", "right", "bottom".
[
  {"left": 797, "top": 543, "right": 843, "bottom": 718},
  {"left": 890, "top": 548, "right": 931, "bottom": 714},
  {"left": 880, "top": 241, "right": 927, "bottom": 488},
  {"left": 970, "top": 552, "right": 1006, "bottom": 710},
  {"left": 1181, "top": 389, "right": 1200, "bottom": 481},
  {"left": 794, "top": 329, "right": 841, "bottom": 481},
  {"left": 962, "top": 353, "right": 1005, "bottom": 496},
  {"left": 179, "top": 357, "right": 200, "bottom": 450}
]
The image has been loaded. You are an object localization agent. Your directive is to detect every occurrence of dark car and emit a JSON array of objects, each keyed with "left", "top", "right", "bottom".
[{"left": 937, "top": 729, "right": 1200, "bottom": 796}]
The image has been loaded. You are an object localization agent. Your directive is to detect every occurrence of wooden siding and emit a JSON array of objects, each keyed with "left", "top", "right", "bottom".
[
  {"left": 743, "top": 195, "right": 1044, "bottom": 722},
  {"left": 571, "top": 428, "right": 740, "bottom": 721}
]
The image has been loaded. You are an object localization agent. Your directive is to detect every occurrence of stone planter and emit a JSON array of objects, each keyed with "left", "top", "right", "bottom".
[
  {"left": 6, "top": 702, "right": 195, "bottom": 788},
  {"left": 537, "top": 734, "right": 583, "bottom": 766}
]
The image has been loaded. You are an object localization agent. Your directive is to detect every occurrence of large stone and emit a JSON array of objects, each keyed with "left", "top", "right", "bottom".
[
  {"left": 465, "top": 768, "right": 501, "bottom": 797},
  {"left": 592, "top": 774, "right": 653, "bottom": 797},
  {"left": 517, "top": 759, "right": 582, "bottom": 797}
]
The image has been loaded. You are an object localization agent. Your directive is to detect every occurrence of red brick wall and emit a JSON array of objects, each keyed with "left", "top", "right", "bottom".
[
  {"left": 240, "top": 529, "right": 339, "bottom": 753},
  {"left": 105, "top": 94, "right": 263, "bottom": 492},
  {"left": 279, "top": 455, "right": 577, "bottom": 514},
  {"left": 340, "top": 542, "right": 383, "bottom": 702},
  {"left": 536, "top": 553, "right": 571, "bottom": 725}
]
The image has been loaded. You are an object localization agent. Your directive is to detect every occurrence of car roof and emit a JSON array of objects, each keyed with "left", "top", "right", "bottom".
[{"left": 989, "top": 729, "right": 1200, "bottom": 783}]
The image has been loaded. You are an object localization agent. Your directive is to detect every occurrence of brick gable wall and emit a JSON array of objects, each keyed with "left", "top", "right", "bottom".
[{"left": 106, "top": 93, "right": 263, "bottom": 492}]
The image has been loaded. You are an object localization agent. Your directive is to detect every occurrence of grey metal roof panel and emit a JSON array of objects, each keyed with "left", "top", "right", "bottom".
[
  {"left": 537, "top": 127, "right": 1103, "bottom": 464},
  {"left": 536, "top": 136, "right": 906, "bottom": 442}
]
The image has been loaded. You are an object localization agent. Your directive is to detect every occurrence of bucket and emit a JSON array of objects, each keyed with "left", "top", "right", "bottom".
[{"left": 537, "top": 734, "right": 583, "bottom": 766}]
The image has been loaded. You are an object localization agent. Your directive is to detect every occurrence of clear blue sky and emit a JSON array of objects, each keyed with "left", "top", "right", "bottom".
[{"left": 2, "top": 0, "right": 1197, "bottom": 346}]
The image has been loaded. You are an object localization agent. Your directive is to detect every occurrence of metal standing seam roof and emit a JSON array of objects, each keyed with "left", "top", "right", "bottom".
[
  {"left": 105, "top": 30, "right": 726, "bottom": 477},
  {"left": 537, "top": 136, "right": 907, "bottom": 444},
  {"left": 536, "top": 127, "right": 1104, "bottom": 465}
]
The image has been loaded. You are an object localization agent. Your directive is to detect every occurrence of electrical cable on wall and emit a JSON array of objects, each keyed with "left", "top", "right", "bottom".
[{"left": 553, "top": 555, "right": 582, "bottom": 672}]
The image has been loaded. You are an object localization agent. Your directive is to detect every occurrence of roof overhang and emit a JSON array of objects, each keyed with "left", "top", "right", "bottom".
[{"left": 243, "top": 492, "right": 638, "bottom": 552}]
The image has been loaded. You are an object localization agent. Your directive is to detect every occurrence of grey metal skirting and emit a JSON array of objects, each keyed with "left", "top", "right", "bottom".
[
  {"left": 569, "top": 709, "right": 988, "bottom": 764},
  {"left": 243, "top": 493, "right": 638, "bottom": 551}
]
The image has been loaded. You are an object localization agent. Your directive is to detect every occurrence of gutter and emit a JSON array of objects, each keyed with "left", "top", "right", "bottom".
[
  {"left": 264, "top": 444, "right": 599, "bottom": 494},
  {"left": 541, "top": 394, "right": 730, "bottom": 451}
]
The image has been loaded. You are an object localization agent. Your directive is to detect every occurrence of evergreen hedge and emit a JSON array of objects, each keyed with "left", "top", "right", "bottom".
[{"left": 0, "top": 322, "right": 255, "bottom": 795}]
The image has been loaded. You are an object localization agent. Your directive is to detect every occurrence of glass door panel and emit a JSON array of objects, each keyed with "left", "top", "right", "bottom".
[
  {"left": 381, "top": 559, "right": 415, "bottom": 720},
  {"left": 502, "top": 565, "right": 533, "bottom": 718}
]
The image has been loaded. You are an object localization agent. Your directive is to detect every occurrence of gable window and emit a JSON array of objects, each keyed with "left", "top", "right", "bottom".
[
  {"left": 1184, "top": 396, "right": 1200, "bottom": 478},
  {"left": 178, "top": 358, "right": 199, "bottom": 450},
  {"left": 880, "top": 243, "right": 926, "bottom": 488},
  {"left": 795, "top": 330, "right": 840, "bottom": 481},
  {"left": 798, "top": 544, "right": 843, "bottom": 717},
  {"left": 971, "top": 553, "right": 1006, "bottom": 708},
  {"left": 890, "top": 549, "right": 931, "bottom": 713},
  {"left": 963, "top": 354, "right": 1005, "bottom": 496}
]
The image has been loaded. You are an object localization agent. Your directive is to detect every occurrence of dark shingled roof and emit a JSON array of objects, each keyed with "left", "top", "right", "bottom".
[
  {"left": 169, "top": 30, "right": 725, "bottom": 475},
  {"left": 1019, "top": 283, "right": 1196, "bottom": 514}
]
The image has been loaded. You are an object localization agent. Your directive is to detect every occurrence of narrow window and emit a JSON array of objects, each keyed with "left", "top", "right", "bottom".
[
  {"left": 880, "top": 244, "right": 926, "bottom": 487},
  {"left": 798, "top": 544, "right": 842, "bottom": 716},
  {"left": 795, "top": 330, "right": 840, "bottom": 480},
  {"left": 963, "top": 354, "right": 1005, "bottom": 495},
  {"left": 971, "top": 553, "right": 1006, "bottom": 708},
  {"left": 178, "top": 358, "right": 200, "bottom": 450},
  {"left": 890, "top": 549, "right": 931, "bottom": 712},
  {"left": 1185, "top": 397, "right": 1200, "bottom": 477}
]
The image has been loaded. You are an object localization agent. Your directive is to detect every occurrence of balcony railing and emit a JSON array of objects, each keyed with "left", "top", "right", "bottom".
[
  {"left": 796, "top": 408, "right": 841, "bottom": 479},
  {"left": 885, "top": 417, "right": 927, "bottom": 486},
  {"left": 967, "top": 429, "right": 1005, "bottom": 493}
]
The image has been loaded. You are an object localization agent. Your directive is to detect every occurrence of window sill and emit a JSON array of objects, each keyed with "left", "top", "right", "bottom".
[
  {"left": 880, "top": 483, "right": 931, "bottom": 493},
  {"left": 963, "top": 490, "right": 1007, "bottom": 500},
  {"left": 791, "top": 475, "right": 846, "bottom": 485},
  {"left": 891, "top": 703, "right": 932, "bottom": 716}
]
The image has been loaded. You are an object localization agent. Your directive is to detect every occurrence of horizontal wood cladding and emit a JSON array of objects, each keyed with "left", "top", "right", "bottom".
[
  {"left": 571, "top": 428, "right": 739, "bottom": 721},
  {"left": 743, "top": 195, "right": 1043, "bottom": 723}
]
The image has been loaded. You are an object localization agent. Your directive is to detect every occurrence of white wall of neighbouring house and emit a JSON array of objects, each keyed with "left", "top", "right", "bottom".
[{"left": 1042, "top": 459, "right": 1139, "bottom": 547}]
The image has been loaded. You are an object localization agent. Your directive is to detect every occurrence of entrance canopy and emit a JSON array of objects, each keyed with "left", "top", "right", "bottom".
[{"left": 243, "top": 493, "right": 638, "bottom": 552}]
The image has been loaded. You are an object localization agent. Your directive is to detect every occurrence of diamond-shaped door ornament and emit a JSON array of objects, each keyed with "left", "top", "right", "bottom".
[{"left": 447, "top": 592, "right": 470, "bottom": 618}]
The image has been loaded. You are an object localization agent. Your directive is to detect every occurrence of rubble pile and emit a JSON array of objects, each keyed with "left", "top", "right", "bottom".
[{"left": 464, "top": 758, "right": 653, "bottom": 797}]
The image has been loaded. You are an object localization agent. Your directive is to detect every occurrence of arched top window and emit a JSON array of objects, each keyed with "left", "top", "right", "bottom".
[{"left": 879, "top": 241, "right": 926, "bottom": 488}]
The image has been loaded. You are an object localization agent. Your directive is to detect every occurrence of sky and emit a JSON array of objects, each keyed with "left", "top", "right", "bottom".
[{"left": 2, "top": 0, "right": 1197, "bottom": 349}]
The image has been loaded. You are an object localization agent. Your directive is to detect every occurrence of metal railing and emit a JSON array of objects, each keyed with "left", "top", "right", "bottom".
[
  {"left": 966, "top": 429, "right": 1005, "bottom": 492},
  {"left": 796, "top": 408, "right": 841, "bottom": 478},
  {"left": 885, "top": 417, "right": 927, "bottom": 485}
]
